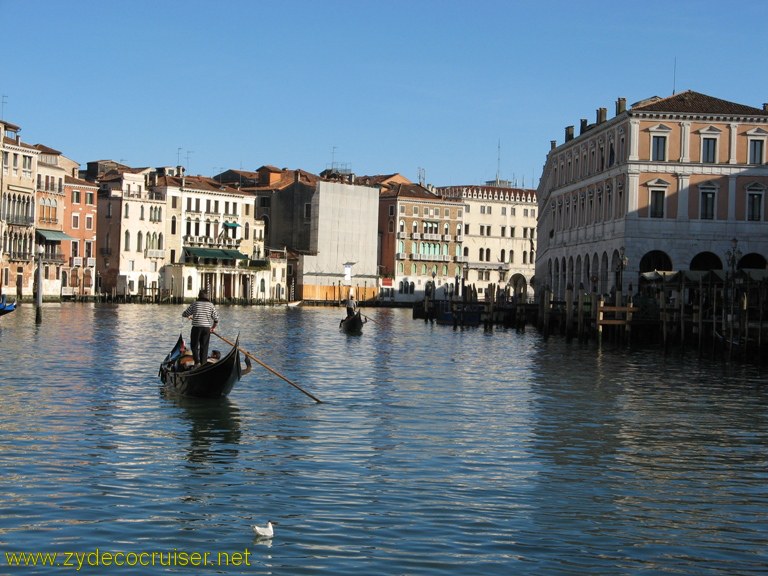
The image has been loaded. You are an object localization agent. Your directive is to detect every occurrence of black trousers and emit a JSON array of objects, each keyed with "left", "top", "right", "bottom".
[{"left": 190, "top": 326, "right": 211, "bottom": 365}]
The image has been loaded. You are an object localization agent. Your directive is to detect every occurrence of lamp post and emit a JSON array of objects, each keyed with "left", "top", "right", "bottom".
[
  {"left": 35, "top": 244, "right": 44, "bottom": 324},
  {"left": 615, "top": 246, "right": 628, "bottom": 305}
]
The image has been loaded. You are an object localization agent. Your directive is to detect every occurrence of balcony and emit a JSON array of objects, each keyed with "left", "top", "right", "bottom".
[
  {"left": 442, "top": 234, "right": 452, "bottom": 241},
  {"left": 7, "top": 215, "right": 35, "bottom": 226},
  {"left": 10, "top": 252, "right": 32, "bottom": 261},
  {"left": 423, "top": 233, "right": 441, "bottom": 241},
  {"left": 396, "top": 232, "right": 408, "bottom": 239},
  {"left": 456, "top": 235, "right": 464, "bottom": 242},
  {"left": 454, "top": 255, "right": 468, "bottom": 263},
  {"left": 411, "top": 232, "right": 421, "bottom": 240},
  {"left": 43, "top": 253, "right": 66, "bottom": 264},
  {"left": 86, "top": 257, "right": 97, "bottom": 267},
  {"left": 71, "top": 256, "right": 83, "bottom": 267},
  {"left": 395, "top": 252, "right": 406, "bottom": 260},
  {"left": 145, "top": 249, "right": 164, "bottom": 258}
]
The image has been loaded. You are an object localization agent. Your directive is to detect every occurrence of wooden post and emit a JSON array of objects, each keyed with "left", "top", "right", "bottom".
[
  {"left": 577, "top": 289, "right": 585, "bottom": 343},
  {"left": 597, "top": 296, "right": 604, "bottom": 347}
]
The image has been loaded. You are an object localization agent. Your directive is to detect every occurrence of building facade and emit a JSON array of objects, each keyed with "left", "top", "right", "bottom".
[
  {"left": 379, "top": 182, "right": 464, "bottom": 303},
  {"left": 536, "top": 91, "right": 768, "bottom": 301},
  {"left": 1, "top": 120, "right": 39, "bottom": 299},
  {"left": 439, "top": 181, "right": 538, "bottom": 301}
]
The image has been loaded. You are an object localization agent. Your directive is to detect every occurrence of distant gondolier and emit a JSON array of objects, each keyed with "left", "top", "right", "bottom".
[
  {"left": 346, "top": 294, "right": 357, "bottom": 318},
  {"left": 182, "top": 289, "right": 219, "bottom": 368}
]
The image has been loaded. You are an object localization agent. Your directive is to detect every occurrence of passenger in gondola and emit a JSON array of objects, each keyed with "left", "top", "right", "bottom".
[{"left": 182, "top": 289, "right": 220, "bottom": 368}]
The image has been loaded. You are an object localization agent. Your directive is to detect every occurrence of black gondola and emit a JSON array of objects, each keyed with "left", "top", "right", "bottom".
[
  {"left": 339, "top": 311, "right": 366, "bottom": 334},
  {"left": 159, "top": 334, "right": 251, "bottom": 398}
]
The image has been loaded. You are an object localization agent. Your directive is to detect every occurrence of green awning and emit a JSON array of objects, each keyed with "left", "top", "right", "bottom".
[
  {"left": 222, "top": 249, "right": 248, "bottom": 260},
  {"left": 184, "top": 247, "right": 248, "bottom": 260},
  {"left": 223, "top": 222, "right": 241, "bottom": 228},
  {"left": 185, "top": 247, "right": 228, "bottom": 259},
  {"left": 36, "top": 229, "right": 75, "bottom": 241}
]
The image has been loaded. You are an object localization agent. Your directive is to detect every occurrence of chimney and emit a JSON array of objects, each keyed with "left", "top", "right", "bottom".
[
  {"left": 565, "top": 125, "right": 574, "bottom": 142},
  {"left": 550, "top": 140, "right": 557, "bottom": 150},
  {"left": 597, "top": 107, "right": 607, "bottom": 124},
  {"left": 580, "top": 118, "right": 588, "bottom": 134},
  {"left": 616, "top": 97, "right": 627, "bottom": 115}
]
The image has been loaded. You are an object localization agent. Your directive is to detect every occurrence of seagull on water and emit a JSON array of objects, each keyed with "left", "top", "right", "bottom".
[{"left": 252, "top": 521, "right": 276, "bottom": 538}]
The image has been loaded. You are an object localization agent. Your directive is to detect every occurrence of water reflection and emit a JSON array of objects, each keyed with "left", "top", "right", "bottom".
[{"left": 0, "top": 304, "right": 765, "bottom": 574}]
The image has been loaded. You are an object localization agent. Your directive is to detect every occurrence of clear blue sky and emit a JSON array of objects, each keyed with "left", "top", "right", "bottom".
[{"left": 2, "top": 0, "right": 766, "bottom": 188}]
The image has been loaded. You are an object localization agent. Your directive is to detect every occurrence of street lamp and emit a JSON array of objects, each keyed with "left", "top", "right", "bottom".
[{"left": 615, "top": 246, "right": 628, "bottom": 305}]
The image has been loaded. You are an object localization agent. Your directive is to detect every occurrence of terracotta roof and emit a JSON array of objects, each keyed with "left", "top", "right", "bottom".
[
  {"left": 65, "top": 174, "right": 98, "bottom": 187},
  {"left": 34, "top": 143, "right": 62, "bottom": 155},
  {"left": 632, "top": 90, "right": 768, "bottom": 115},
  {"left": 380, "top": 183, "right": 441, "bottom": 200},
  {"left": 154, "top": 174, "right": 245, "bottom": 195}
]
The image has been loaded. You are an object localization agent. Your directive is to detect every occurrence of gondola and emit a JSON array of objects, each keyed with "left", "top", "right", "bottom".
[
  {"left": 339, "top": 311, "right": 366, "bottom": 334},
  {"left": 0, "top": 294, "right": 16, "bottom": 317},
  {"left": 159, "top": 334, "right": 251, "bottom": 398}
]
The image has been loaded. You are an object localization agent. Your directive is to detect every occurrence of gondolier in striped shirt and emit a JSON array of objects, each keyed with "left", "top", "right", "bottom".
[{"left": 182, "top": 289, "right": 220, "bottom": 368}]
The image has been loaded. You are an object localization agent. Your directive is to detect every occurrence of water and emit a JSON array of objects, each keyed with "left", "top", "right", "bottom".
[{"left": 1, "top": 303, "right": 766, "bottom": 575}]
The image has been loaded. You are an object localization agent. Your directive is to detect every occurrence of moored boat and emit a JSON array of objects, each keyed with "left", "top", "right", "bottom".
[
  {"left": 0, "top": 294, "right": 16, "bottom": 317},
  {"left": 159, "top": 334, "right": 251, "bottom": 398}
]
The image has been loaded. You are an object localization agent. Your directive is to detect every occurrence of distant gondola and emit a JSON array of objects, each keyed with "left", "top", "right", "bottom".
[
  {"left": 159, "top": 334, "right": 251, "bottom": 398},
  {"left": 0, "top": 294, "right": 16, "bottom": 317},
  {"left": 339, "top": 311, "right": 366, "bottom": 335}
]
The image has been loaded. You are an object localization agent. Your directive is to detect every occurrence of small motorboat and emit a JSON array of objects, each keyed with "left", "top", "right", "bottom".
[{"left": 159, "top": 334, "right": 251, "bottom": 398}]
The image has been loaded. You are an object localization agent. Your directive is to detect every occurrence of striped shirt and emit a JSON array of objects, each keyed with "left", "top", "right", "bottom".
[{"left": 182, "top": 300, "right": 219, "bottom": 328}]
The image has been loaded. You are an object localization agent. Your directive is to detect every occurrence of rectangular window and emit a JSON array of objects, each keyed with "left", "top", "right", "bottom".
[
  {"left": 72, "top": 190, "right": 81, "bottom": 203},
  {"left": 413, "top": 206, "right": 419, "bottom": 216},
  {"left": 501, "top": 226, "right": 506, "bottom": 237},
  {"left": 652, "top": 135, "right": 667, "bottom": 161},
  {"left": 702, "top": 138, "right": 716, "bottom": 163},
  {"left": 399, "top": 204, "right": 405, "bottom": 214},
  {"left": 749, "top": 139, "right": 764, "bottom": 164},
  {"left": 650, "top": 189, "right": 665, "bottom": 218},
  {"left": 172, "top": 196, "right": 178, "bottom": 209},
  {"left": 72, "top": 214, "right": 80, "bottom": 229},
  {"left": 700, "top": 189, "right": 715, "bottom": 220},
  {"left": 389, "top": 205, "right": 395, "bottom": 216},
  {"left": 86, "top": 215, "right": 94, "bottom": 229},
  {"left": 480, "top": 206, "right": 486, "bottom": 215},
  {"left": 748, "top": 192, "right": 762, "bottom": 221},
  {"left": 304, "top": 203, "right": 311, "bottom": 219}
]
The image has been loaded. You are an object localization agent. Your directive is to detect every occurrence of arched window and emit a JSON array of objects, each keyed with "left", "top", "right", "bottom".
[
  {"left": 187, "top": 276, "right": 193, "bottom": 290},
  {"left": 399, "top": 220, "right": 405, "bottom": 233},
  {"left": 124, "top": 203, "right": 130, "bottom": 218},
  {"left": 158, "top": 233, "right": 164, "bottom": 250},
  {"left": 171, "top": 216, "right": 177, "bottom": 235},
  {"left": 124, "top": 231, "right": 130, "bottom": 251},
  {"left": 136, "top": 231, "right": 143, "bottom": 252},
  {"left": 140, "top": 205, "right": 145, "bottom": 220},
  {"left": 485, "top": 248, "right": 490, "bottom": 261},
  {"left": 245, "top": 222, "right": 250, "bottom": 240},
  {"left": 479, "top": 248, "right": 484, "bottom": 261},
  {"left": 500, "top": 249, "right": 506, "bottom": 262}
]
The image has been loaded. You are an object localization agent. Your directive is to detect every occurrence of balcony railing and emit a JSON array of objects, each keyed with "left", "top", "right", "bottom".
[
  {"left": 6, "top": 215, "right": 35, "bottom": 226},
  {"left": 71, "top": 256, "right": 83, "bottom": 267},
  {"left": 86, "top": 257, "right": 96, "bottom": 267},
  {"left": 145, "top": 249, "right": 164, "bottom": 258},
  {"left": 43, "top": 253, "right": 66, "bottom": 264},
  {"left": 10, "top": 251, "right": 32, "bottom": 261}
]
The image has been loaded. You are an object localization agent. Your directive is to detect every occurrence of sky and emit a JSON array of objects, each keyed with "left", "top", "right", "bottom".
[{"left": 2, "top": 0, "right": 767, "bottom": 189}]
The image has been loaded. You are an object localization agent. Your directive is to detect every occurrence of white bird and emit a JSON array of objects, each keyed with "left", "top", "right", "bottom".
[{"left": 252, "top": 521, "right": 276, "bottom": 538}]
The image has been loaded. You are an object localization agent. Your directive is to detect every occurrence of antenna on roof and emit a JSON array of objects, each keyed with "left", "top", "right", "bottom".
[
  {"left": 496, "top": 139, "right": 501, "bottom": 186},
  {"left": 672, "top": 56, "right": 677, "bottom": 95},
  {"left": 418, "top": 167, "right": 425, "bottom": 186},
  {"left": 1, "top": 94, "right": 7, "bottom": 119}
]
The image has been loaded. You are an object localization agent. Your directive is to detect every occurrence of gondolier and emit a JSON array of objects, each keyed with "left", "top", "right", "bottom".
[{"left": 182, "top": 289, "right": 219, "bottom": 367}]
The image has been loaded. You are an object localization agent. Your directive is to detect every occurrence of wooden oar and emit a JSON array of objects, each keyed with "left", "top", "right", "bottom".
[
  {"left": 360, "top": 313, "right": 381, "bottom": 326},
  {"left": 213, "top": 332, "right": 323, "bottom": 404}
]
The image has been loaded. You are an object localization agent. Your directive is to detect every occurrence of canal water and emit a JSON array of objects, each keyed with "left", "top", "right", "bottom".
[{"left": 0, "top": 303, "right": 766, "bottom": 575}]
